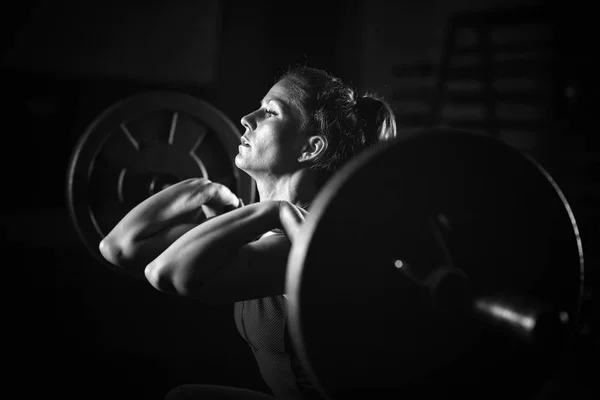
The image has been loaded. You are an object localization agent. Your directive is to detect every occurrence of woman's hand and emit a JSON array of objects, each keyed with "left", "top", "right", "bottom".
[
  {"left": 196, "top": 178, "right": 242, "bottom": 219},
  {"left": 154, "top": 177, "right": 240, "bottom": 222},
  {"left": 278, "top": 201, "right": 309, "bottom": 244}
]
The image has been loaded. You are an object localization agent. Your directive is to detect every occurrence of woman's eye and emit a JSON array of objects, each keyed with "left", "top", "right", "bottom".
[{"left": 265, "top": 109, "right": 277, "bottom": 117}]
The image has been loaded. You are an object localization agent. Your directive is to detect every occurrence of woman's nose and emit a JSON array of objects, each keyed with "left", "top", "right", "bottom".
[{"left": 240, "top": 111, "right": 256, "bottom": 131}]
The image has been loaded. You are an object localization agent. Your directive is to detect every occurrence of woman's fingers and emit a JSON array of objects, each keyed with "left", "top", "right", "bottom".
[{"left": 279, "top": 202, "right": 308, "bottom": 244}]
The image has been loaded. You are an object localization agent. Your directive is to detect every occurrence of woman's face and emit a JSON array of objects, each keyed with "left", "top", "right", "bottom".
[{"left": 235, "top": 79, "right": 305, "bottom": 177}]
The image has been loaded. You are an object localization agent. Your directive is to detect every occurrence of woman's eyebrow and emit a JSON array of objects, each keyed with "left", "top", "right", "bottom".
[{"left": 261, "top": 97, "right": 290, "bottom": 111}]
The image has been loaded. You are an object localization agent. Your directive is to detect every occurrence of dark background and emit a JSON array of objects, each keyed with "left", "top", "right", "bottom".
[{"left": 0, "top": 0, "right": 595, "bottom": 399}]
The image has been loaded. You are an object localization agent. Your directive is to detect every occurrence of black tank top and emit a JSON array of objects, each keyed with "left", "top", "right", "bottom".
[{"left": 233, "top": 232, "right": 327, "bottom": 400}]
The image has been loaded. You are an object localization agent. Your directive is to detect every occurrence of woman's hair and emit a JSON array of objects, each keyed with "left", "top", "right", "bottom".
[{"left": 277, "top": 65, "right": 397, "bottom": 187}]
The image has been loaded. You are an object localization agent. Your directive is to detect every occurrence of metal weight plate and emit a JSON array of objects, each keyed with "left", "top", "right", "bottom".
[
  {"left": 66, "top": 91, "right": 255, "bottom": 280},
  {"left": 286, "top": 128, "right": 584, "bottom": 399}
]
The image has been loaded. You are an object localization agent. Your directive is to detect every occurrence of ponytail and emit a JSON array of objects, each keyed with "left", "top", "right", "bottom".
[{"left": 355, "top": 94, "right": 397, "bottom": 145}]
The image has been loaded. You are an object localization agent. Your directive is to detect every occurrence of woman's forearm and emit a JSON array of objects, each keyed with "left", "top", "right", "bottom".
[
  {"left": 99, "top": 179, "right": 222, "bottom": 269},
  {"left": 107, "top": 179, "right": 208, "bottom": 242},
  {"left": 145, "top": 200, "right": 281, "bottom": 296}
]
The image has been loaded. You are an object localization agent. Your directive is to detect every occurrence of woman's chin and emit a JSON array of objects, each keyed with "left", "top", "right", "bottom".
[
  {"left": 234, "top": 154, "right": 251, "bottom": 173},
  {"left": 234, "top": 153, "right": 243, "bottom": 166}
]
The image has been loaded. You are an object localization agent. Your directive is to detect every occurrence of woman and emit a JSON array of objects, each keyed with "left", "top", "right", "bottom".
[{"left": 99, "top": 66, "right": 397, "bottom": 399}]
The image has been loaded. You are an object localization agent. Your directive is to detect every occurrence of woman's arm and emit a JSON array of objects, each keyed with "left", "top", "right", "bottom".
[
  {"left": 193, "top": 201, "right": 309, "bottom": 302},
  {"left": 99, "top": 178, "right": 240, "bottom": 271},
  {"left": 144, "top": 200, "right": 285, "bottom": 300}
]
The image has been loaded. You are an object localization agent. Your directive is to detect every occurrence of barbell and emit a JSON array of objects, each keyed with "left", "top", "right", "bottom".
[{"left": 66, "top": 94, "right": 584, "bottom": 398}]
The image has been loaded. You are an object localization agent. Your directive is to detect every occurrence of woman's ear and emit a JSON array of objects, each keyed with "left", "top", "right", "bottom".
[{"left": 298, "top": 135, "right": 327, "bottom": 163}]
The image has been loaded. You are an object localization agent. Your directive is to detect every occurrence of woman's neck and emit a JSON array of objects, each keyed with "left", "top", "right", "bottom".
[{"left": 255, "top": 169, "right": 318, "bottom": 208}]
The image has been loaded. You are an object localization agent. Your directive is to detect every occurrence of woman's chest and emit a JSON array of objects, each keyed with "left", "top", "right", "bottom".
[{"left": 234, "top": 296, "right": 287, "bottom": 353}]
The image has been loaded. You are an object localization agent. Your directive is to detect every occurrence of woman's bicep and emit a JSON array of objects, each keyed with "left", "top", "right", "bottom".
[{"left": 194, "top": 234, "right": 292, "bottom": 303}]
